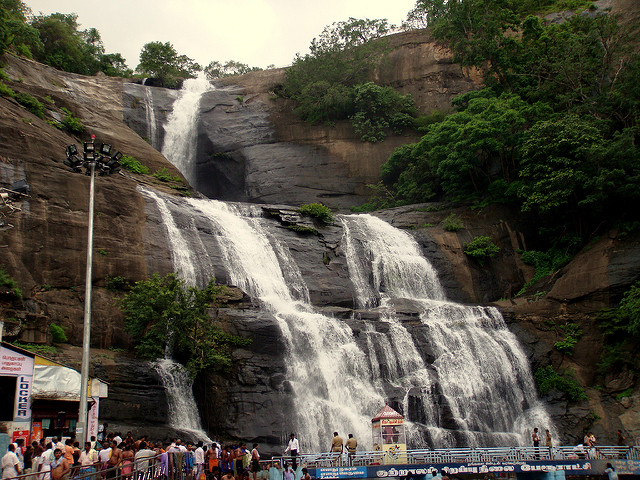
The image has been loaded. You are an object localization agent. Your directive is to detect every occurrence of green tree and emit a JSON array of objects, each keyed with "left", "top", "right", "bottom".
[
  {"left": 136, "top": 41, "right": 201, "bottom": 88},
  {"left": 403, "top": 0, "right": 449, "bottom": 30},
  {"left": 309, "top": 17, "right": 393, "bottom": 54},
  {"left": 350, "top": 82, "right": 416, "bottom": 142},
  {"left": 0, "top": 0, "right": 41, "bottom": 57},
  {"left": 121, "top": 273, "right": 247, "bottom": 376},
  {"left": 30, "top": 13, "right": 99, "bottom": 74},
  {"left": 204, "top": 59, "right": 261, "bottom": 80}
]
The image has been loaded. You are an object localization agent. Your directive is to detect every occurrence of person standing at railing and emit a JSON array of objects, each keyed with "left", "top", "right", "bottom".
[
  {"left": 2, "top": 444, "right": 22, "bottom": 479},
  {"left": 194, "top": 442, "right": 205, "bottom": 480},
  {"left": 531, "top": 428, "right": 540, "bottom": 460},
  {"left": 106, "top": 441, "right": 122, "bottom": 480},
  {"left": 345, "top": 435, "right": 357, "bottom": 465},
  {"left": 79, "top": 442, "right": 99, "bottom": 479},
  {"left": 120, "top": 445, "right": 134, "bottom": 480},
  {"left": 545, "top": 429, "right": 553, "bottom": 459},
  {"left": 250, "top": 445, "right": 260, "bottom": 480},
  {"left": 330, "top": 433, "right": 343, "bottom": 466},
  {"left": 605, "top": 463, "right": 619, "bottom": 480},
  {"left": 283, "top": 435, "right": 298, "bottom": 472}
]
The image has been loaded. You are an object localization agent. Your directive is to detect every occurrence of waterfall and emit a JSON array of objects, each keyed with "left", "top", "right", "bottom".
[
  {"left": 139, "top": 187, "right": 212, "bottom": 441},
  {"left": 141, "top": 189, "right": 557, "bottom": 450},
  {"left": 154, "top": 358, "right": 212, "bottom": 442},
  {"left": 144, "top": 87, "right": 158, "bottom": 149},
  {"left": 340, "top": 214, "right": 556, "bottom": 446},
  {"left": 180, "top": 198, "right": 385, "bottom": 452},
  {"left": 161, "top": 77, "right": 213, "bottom": 187}
]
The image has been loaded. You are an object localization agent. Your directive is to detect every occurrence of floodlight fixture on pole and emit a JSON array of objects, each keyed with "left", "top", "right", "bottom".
[{"left": 63, "top": 134, "right": 121, "bottom": 444}]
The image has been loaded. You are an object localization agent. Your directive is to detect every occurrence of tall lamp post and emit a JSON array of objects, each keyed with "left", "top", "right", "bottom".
[{"left": 64, "top": 135, "right": 122, "bottom": 443}]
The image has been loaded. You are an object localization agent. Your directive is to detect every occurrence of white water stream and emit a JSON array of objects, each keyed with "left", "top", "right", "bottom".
[
  {"left": 154, "top": 358, "right": 212, "bottom": 442},
  {"left": 340, "top": 214, "right": 556, "bottom": 446},
  {"left": 144, "top": 87, "right": 158, "bottom": 149},
  {"left": 161, "top": 77, "right": 213, "bottom": 187}
]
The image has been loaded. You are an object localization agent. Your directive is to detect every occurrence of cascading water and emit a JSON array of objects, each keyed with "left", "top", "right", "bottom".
[
  {"left": 179, "top": 198, "right": 384, "bottom": 452},
  {"left": 161, "top": 76, "right": 213, "bottom": 187},
  {"left": 154, "top": 358, "right": 212, "bottom": 442},
  {"left": 140, "top": 189, "right": 556, "bottom": 450},
  {"left": 138, "top": 186, "right": 212, "bottom": 442},
  {"left": 340, "top": 214, "right": 556, "bottom": 446},
  {"left": 144, "top": 87, "right": 158, "bottom": 149}
]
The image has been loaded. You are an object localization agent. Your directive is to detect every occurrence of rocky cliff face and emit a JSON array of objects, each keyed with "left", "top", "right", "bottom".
[{"left": 0, "top": 20, "right": 638, "bottom": 450}]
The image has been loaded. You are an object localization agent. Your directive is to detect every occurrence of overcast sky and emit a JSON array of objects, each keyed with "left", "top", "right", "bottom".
[{"left": 25, "top": 0, "right": 418, "bottom": 71}]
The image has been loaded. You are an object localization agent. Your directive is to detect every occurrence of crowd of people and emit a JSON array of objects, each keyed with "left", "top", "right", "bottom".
[{"left": 0, "top": 432, "right": 315, "bottom": 480}]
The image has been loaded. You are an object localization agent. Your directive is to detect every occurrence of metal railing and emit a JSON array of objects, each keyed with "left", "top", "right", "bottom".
[
  {"left": 4, "top": 446, "right": 638, "bottom": 480},
  {"left": 274, "top": 445, "right": 639, "bottom": 469}
]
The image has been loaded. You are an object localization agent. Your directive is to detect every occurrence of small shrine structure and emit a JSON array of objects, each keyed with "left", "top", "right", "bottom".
[{"left": 371, "top": 404, "right": 407, "bottom": 464}]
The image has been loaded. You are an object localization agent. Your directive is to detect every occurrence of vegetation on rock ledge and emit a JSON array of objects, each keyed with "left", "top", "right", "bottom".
[{"left": 121, "top": 273, "right": 248, "bottom": 376}]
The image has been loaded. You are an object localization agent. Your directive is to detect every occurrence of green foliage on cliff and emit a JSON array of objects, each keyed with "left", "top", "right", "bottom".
[
  {"left": 534, "top": 365, "right": 587, "bottom": 402},
  {"left": 596, "top": 282, "right": 640, "bottom": 376},
  {"left": 554, "top": 323, "right": 583, "bottom": 355},
  {"left": 121, "top": 273, "right": 248, "bottom": 376},
  {"left": 49, "top": 324, "right": 67, "bottom": 343},
  {"left": 299, "top": 203, "right": 334, "bottom": 224},
  {"left": 463, "top": 236, "right": 500, "bottom": 265},
  {"left": 120, "top": 156, "right": 149, "bottom": 175},
  {"left": 0, "top": 266, "right": 21, "bottom": 296},
  {"left": 377, "top": 2, "right": 640, "bottom": 255},
  {"left": 283, "top": 17, "right": 416, "bottom": 142}
]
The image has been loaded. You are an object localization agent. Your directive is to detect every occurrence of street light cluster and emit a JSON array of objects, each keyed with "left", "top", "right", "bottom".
[
  {"left": 62, "top": 134, "right": 123, "bottom": 443},
  {"left": 64, "top": 138, "right": 123, "bottom": 176}
]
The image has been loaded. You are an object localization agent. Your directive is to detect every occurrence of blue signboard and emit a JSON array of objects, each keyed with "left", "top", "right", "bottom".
[{"left": 308, "top": 459, "right": 640, "bottom": 479}]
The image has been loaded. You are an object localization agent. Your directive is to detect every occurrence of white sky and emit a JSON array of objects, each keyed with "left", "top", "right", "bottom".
[{"left": 24, "top": 0, "right": 418, "bottom": 71}]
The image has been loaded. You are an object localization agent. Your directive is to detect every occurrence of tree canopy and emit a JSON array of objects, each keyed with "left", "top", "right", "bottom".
[
  {"left": 373, "top": 1, "right": 640, "bottom": 247},
  {"left": 283, "top": 17, "right": 416, "bottom": 142},
  {"left": 0, "top": 2, "right": 132, "bottom": 76},
  {"left": 136, "top": 41, "right": 201, "bottom": 88},
  {"left": 204, "top": 60, "right": 262, "bottom": 80}
]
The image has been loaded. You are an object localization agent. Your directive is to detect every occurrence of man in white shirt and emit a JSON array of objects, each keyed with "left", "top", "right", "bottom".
[
  {"left": 79, "top": 442, "right": 98, "bottom": 474},
  {"left": 283, "top": 434, "right": 299, "bottom": 470},
  {"left": 2, "top": 444, "right": 22, "bottom": 479},
  {"left": 98, "top": 445, "right": 111, "bottom": 471},
  {"left": 133, "top": 442, "right": 155, "bottom": 473},
  {"left": 194, "top": 442, "right": 205, "bottom": 480},
  {"left": 39, "top": 443, "right": 55, "bottom": 480}
]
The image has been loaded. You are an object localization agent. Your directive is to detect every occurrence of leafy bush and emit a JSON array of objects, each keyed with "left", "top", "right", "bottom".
[
  {"left": 121, "top": 273, "right": 248, "bottom": 376},
  {"left": 535, "top": 365, "right": 587, "bottom": 402},
  {"left": 554, "top": 323, "right": 583, "bottom": 355},
  {"left": 14, "top": 92, "right": 45, "bottom": 118},
  {"left": 50, "top": 324, "right": 68, "bottom": 343},
  {"left": 442, "top": 213, "right": 464, "bottom": 232},
  {"left": 350, "top": 82, "right": 416, "bottom": 142},
  {"left": 0, "top": 266, "right": 22, "bottom": 297},
  {"left": 463, "top": 236, "right": 500, "bottom": 265},
  {"left": 299, "top": 203, "right": 334, "bottom": 224},
  {"left": 60, "top": 107, "right": 84, "bottom": 134},
  {"left": 106, "top": 275, "right": 129, "bottom": 292},
  {"left": 153, "top": 168, "right": 182, "bottom": 183},
  {"left": 0, "top": 81, "right": 15, "bottom": 97},
  {"left": 286, "top": 225, "right": 319, "bottom": 235},
  {"left": 517, "top": 248, "right": 573, "bottom": 295},
  {"left": 120, "top": 156, "right": 149, "bottom": 174}
]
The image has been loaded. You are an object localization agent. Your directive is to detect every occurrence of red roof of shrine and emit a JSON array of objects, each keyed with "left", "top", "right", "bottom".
[{"left": 371, "top": 404, "right": 404, "bottom": 422}]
